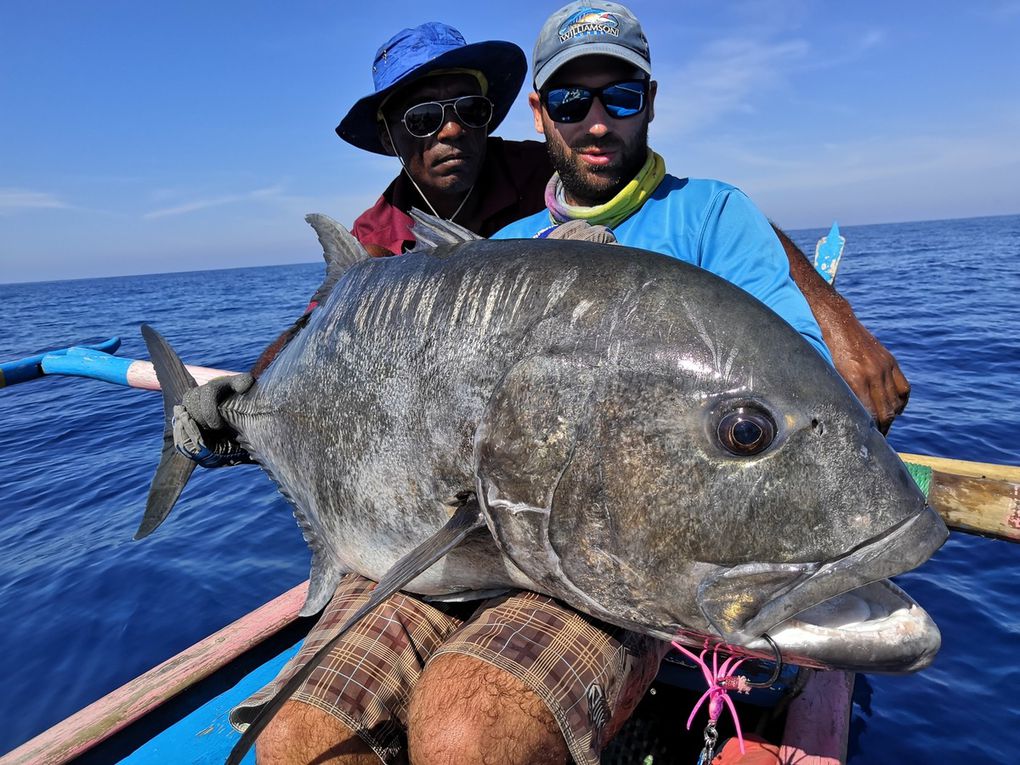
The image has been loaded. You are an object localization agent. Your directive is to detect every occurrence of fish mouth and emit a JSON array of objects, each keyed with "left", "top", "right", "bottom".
[
  {"left": 756, "top": 579, "right": 941, "bottom": 673},
  {"left": 672, "top": 578, "right": 941, "bottom": 674},
  {"left": 697, "top": 504, "right": 948, "bottom": 645}
]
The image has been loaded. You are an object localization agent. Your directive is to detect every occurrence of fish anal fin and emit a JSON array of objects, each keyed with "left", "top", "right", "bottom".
[
  {"left": 303, "top": 550, "right": 346, "bottom": 617},
  {"left": 226, "top": 499, "right": 486, "bottom": 765}
]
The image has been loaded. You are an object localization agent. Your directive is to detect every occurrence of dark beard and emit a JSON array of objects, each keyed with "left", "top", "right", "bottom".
[{"left": 548, "top": 121, "right": 649, "bottom": 207}]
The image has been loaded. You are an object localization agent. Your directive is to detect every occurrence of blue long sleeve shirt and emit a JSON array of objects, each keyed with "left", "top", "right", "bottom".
[{"left": 492, "top": 175, "right": 832, "bottom": 364}]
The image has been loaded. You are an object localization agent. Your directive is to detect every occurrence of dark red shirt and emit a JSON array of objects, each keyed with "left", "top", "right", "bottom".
[{"left": 351, "top": 137, "right": 552, "bottom": 256}]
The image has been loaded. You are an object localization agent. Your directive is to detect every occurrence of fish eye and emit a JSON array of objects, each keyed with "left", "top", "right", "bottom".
[{"left": 718, "top": 406, "right": 776, "bottom": 456}]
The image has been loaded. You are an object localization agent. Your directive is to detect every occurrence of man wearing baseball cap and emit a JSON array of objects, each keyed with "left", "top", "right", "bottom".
[
  {"left": 497, "top": 2, "right": 910, "bottom": 433},
  {"left": 495, "top": 1, "right": 832, "bottom": 364}
]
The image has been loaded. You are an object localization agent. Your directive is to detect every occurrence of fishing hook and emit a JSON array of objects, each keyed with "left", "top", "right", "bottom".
[{"left": 744, "top": 632, "right": 783, "bottom": 688}]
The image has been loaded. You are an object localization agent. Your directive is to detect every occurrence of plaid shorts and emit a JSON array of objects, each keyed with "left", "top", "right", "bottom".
[{"left": 230, "top": 574, "right": 667, "bottom": 765}]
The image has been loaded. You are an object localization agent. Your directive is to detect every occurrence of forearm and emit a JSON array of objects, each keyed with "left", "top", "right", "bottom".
[
  {"left": 771, "top": 224, "right": 910, "bottom": 432},
  {"left": 773, "top": 225, "right": 850, "bottom": 336}
]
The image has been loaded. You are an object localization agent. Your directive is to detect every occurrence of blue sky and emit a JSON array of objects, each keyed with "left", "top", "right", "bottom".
[{"left": 2, "top": 1, "right": 1018, "bottom": 283}]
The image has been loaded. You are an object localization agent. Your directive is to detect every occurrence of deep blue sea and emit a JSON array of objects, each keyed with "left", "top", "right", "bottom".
[{"left": 1, "top": 214, "right": 1018, "bottom": 762}]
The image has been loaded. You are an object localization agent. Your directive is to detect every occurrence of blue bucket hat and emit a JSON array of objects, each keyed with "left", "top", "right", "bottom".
[{"left": 337, "top": 23, "right": 527, "bottom": 155}]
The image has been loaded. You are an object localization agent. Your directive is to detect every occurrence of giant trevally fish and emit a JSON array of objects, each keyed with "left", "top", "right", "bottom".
[{"left": 138, "top": 213, "right": 946, "bottom": 760}]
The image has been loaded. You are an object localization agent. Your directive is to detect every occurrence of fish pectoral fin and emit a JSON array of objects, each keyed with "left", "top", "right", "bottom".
[{"left": 226, "top": 499, "right": 486, "bottom": 765}]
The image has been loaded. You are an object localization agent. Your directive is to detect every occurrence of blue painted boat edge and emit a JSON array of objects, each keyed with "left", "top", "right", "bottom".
[
  {"left": 118, "top": 642, "right": 302, "bottom": 764},
  {"left": 0, "top": 337, "right": 121, "bottom": 387},
  {"left": 40, "top": 346, "right": 134, "bottom": 386}
]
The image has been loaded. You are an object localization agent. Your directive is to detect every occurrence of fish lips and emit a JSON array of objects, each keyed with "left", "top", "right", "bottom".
[
  {"left": 697, "top": 504, "right": 948, "bottom": 645},
  {"left": 754, "top": 579, "right": 942, "bottom": 673}
]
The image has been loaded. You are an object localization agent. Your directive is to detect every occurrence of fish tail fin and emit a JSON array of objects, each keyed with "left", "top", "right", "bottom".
[
  {"left": 226, "top": 497, "right": 486, "bottom": 765},
  {"left": 135, "top": 324, "right": 198, "bottom": 539}
]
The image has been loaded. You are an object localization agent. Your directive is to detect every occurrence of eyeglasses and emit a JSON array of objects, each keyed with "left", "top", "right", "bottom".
[
  {"left": 399, "top": 95, "right": 494, "bottom": 138},
  {"left": 541, "top": 80, "right": 648, "bottom": 124}
]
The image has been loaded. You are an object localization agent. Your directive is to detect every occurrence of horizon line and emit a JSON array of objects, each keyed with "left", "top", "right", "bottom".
[{"left": 3, "top": 210, "right": 1017, "bottom": 288}]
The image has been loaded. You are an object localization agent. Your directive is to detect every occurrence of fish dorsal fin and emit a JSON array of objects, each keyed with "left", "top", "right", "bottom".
[
  {"left": 409, "top": 207, "right": 482, "bottom": 252},
  {"left": 304, "top": 213, "right": 370, "bottom": 305},
  {"left": 226, "top": 498, "right": 486, "bottom": 765}
]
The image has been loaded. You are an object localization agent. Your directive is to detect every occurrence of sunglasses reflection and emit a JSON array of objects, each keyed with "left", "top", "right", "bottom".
[
  {"left": 401, "top": 95, "right": 494, "bottom": 138},
  {"left": 542, "top": 80, "right": 647, "bottom": 124}
]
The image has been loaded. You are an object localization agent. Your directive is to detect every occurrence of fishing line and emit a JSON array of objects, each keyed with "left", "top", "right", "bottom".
[{"left": 383, "top": 119, "right": 475, "bottom": 224}]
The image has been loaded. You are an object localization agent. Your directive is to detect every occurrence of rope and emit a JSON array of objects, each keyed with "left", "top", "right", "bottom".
[{"left": 905, "top": 462, "right": 933, "bottom": 499}]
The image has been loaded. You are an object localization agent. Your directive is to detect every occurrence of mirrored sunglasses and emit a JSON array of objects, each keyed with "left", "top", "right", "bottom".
[
  {"left": 401, "top": 95, "right": 494, "bottom": 138},
  {"left": 541, "top": 80, "right": 648, "bottom": 124}
]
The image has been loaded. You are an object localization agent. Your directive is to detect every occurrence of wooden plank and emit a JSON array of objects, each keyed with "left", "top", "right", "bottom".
[
  {"left": 778, "top": 670, "right": 854, "bottom": 764},
  {"left": 898, "top": 453, "right": 1020, "bottom": 543},
  {"left": 928, "top": 469, "right": 1020, "bottom": 543},
  {"left": 125, "top": 359, "right": 235, "bottom": 391},
  {"left": 1, "top": 582, "right": 308, "bottom": 765},
  {"left": 899, "top": 452, "right": 1020, "bottom": 483}
]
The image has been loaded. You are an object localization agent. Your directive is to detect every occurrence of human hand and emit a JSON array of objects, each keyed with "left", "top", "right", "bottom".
[
  {"left": 173, "top": 373, "right": 254, "bottom": 468},
  {"left": 823, "top": 315, "right": 910, "bottom": 434},
  {"left": 544, "top": 220, "right": 618, "bottom": 244}
]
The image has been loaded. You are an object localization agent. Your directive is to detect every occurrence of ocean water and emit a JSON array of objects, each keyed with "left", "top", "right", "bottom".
[{"left": 1, "top": 214, "right": 1018, "bottom": 762}]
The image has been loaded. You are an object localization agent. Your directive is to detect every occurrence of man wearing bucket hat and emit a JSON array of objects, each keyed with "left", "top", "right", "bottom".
[
  {"left": 227, "top": 22, "right": 555, "bottom": 383},
  {"left": 336, "top": 22, "right": 552, "bottom": 257}
]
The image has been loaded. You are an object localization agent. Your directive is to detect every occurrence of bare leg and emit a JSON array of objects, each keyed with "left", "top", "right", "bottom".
[
  {"left": 255, "top": 699, "right": 382, "bottom": 765},
  {"left": 407, "top": 653, "right": 569, "bottom": 765}
]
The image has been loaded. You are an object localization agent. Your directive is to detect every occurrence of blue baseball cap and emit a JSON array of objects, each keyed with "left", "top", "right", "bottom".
[
  {"left": 532, "top": 2, "right": 651, "bottom": 90},
  {"left": 337, "top": 22, "right": 527, "bottom": 155}
]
